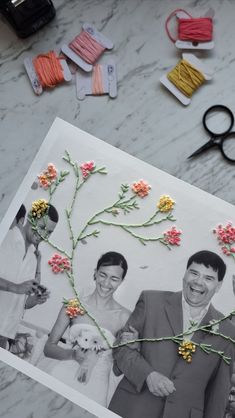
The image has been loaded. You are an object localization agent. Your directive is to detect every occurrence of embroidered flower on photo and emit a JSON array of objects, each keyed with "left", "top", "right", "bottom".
[
  {"left": 31, "top": 199, "right": 49, "bottom": 218},
  {"left": 38, "top": 163, "right": 58, "bottom": 189},
  {"left": 80, "top": 161, "right": 95, "bottom": 178},
  {"left": 162, "top": 226, "right": 182, "bottom": 246},
  {"left": 157, "top": 195, "right": 175, "bottom": 212},
  {"left": 131, "top": 180, "right": 151, "bottom": 198},
  {"left": 213, "top": 222, "right": 235, "bottom": 258},
  {"left": 48, "top": 254, "right": 71, "bottom": 273},
  {"left": 63, "top": 298, "right": 85, "bottom": 318},
  {"left": 178, "top": 340, "right": 196, "bottom": 363}
]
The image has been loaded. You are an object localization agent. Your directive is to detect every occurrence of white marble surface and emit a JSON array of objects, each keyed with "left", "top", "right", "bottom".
[
  {"left": 0, "top": 360, "right": 96, "bottom": 418},
  {"left": 1, "top": 0, "right": 235, "bottom": 415},
  {"left": 1, "top": 0, "right": 235, "bottom": 225}
]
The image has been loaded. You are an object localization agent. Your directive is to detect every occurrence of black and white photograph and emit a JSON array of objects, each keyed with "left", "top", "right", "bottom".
[{"left": 0, "top": 119, "right": 235, "bottom": 418}]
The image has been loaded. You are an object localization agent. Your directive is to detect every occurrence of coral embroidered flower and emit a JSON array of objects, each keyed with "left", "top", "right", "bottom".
[
  {"left": 48, "top": 254, "right": 71, "bottom": 273},
  {"left": 38, "top": 163, "right": 57, "bottom": 189},
  {"left": 131, "top": 180, "right": 151, "bottom": 198},
  {"left": 80, "top": 161, "right": 95, "bottom": 178},
  {"left": 213, "top": 222, "right": 235, "bottom": 258},
  {"left": 63, "top": 298, "right": 85, "bottom": 318},
  {"left": 178, "top": 341, "right": 196, "bottom": 363},
  {"left": 31, "top": 199, "right": 49, "bottom": 218},
  {"left": 157, "top": 195, "right": 175, "bottom": 212},
  {"left": 162, "top": 226, "right": 182, "bottom": 246}
]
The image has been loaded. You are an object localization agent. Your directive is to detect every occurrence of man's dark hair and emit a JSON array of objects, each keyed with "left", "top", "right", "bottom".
[
  {"left": 47, "top": 204, "right": 59, "bottom": 223},
  {"left": 187, "top": 250, "right": 226, "bottom": 282},
  {"left": 96, "top": 251, "right": 128, "bottom": 280},
  {"left": 15, "top": 204, "right": 26, "bottom": 223}
]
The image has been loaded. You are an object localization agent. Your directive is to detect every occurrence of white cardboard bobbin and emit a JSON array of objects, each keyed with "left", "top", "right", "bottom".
[
  {"left": 160, "top": 53, "right": 213, "bottom": 106},
  {"left": 62, "top": 23, "right": 114, "bottom": 73},
  {"left": 76, "top": 62, "right": 117, "bottom": 100}
]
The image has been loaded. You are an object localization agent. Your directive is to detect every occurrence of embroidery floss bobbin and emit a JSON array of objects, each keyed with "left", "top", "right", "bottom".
[
  {"left": 76, "top": 62, "right": 117, "bottom": 100},
  {"left": 160, "top": 53, "right": 213, "bottom": 105},
  {"left": 62, "top": 23, "right": 114, "bottom": 72},
  {"left": 165, "top": 8, "right": 215, "bottom": 50},
  {"left": 24, "top": 50, "right": 72, "bottom": 95}
]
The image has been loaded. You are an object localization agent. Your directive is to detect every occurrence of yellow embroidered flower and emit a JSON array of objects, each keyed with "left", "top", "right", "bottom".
[
  {"left": 31, "top": 199, "right": 49, "bottom": 218},
  {"left": 178, "top": 341, "right": 196, "bottom": 363},
  {"left": 157, "top": 195, "right": 175, "bottom": 212}
]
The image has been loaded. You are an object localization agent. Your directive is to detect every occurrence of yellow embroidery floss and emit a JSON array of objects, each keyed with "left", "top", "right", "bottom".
[{"left": 167, "top": 59, "right": 205, "bottom": 98}]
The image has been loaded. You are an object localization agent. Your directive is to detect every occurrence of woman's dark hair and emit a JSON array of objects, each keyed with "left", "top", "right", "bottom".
[
  {"left": 96, "top": 251, "right": 128, "bottom": 280},
  {"left": 48, "top": 204, "right": 59, "bottom": 223},
  {"left": 187, "top": 250, "right": 226, "bottom": 282}
]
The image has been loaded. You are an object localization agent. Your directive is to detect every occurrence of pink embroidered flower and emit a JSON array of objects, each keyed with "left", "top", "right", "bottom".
[
  {"left": 131, "top": 180, "right": 151, "bottom": 198},
  {"left": 80, "top": 161, "right": 95, "bottom": 178},
  {"left": 162, "top": 226, "right": 182, "bottom": 246},
  {"left": 213, "top": 222, "right": 235, "bottom": 257},
  {"left": 48, "top": 254, "right": 71, "bottom": 273},
  {"left": 38, "top": 163, "right": 57, "bottom": 189}
]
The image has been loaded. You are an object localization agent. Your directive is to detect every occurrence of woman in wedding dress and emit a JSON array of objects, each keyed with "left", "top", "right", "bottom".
[{"left": 43, "top": 252, "right": 134, "bottom": 407}]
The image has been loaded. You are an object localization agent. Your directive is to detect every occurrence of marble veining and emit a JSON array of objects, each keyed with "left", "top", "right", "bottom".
[{"left": 0, "top": 361, "right": 96, "bottom": 418}]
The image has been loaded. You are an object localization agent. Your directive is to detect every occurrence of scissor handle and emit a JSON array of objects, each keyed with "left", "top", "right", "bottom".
[
  {"left": 203, "top": 105, "right": 234, "bottom": 137},
  {"left": 220, "top": 131, "right": 235, "bottom": 163}
]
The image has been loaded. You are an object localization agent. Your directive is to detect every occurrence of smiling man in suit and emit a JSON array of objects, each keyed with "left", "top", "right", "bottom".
[{"left": 109, "top": 250, "right": 235, "bottom": 418}]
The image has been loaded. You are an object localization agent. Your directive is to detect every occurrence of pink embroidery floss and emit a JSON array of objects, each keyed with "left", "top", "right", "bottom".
[
  {"left": 69, "top": 30, "right": 105, "bottom": 65},
  {"left": 165, "top": 9, "right": 213, "bottom": 43},
  {"left": 92, "top": 65, "right": 104, "bottom": 95}
]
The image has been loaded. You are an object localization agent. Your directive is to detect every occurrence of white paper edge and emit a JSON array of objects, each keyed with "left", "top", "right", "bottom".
[{"left": 0, "top": 348, "right": 120, "bottom": 418}]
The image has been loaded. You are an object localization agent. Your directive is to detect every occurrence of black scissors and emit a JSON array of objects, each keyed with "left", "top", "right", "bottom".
[{"left": 188, "top": 105, "right": 235, "bottom": 163}]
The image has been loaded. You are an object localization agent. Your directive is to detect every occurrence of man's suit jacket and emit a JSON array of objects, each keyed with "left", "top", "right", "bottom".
[{"left": 108, "top": 290, "right": 235, "bottom": 418}]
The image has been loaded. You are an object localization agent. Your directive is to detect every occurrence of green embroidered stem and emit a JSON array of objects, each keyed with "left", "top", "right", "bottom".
[
  {"left": 29, "top": 218, "right": 71, "bottom": 259},
  {"left": 112, "top": 311, "right": 235, "bottom": 363},
  {"left": 43, "top": 237, "right": 72, "bottom": 259},
  {"left": 65, "top": 270, "right": 111, "bottom": 349},
  {"left": 201, "top": 329, "right": 235, "bottom": 345},
  {"left": 89, "top": 212, "right": 175, "bottom": 229}
]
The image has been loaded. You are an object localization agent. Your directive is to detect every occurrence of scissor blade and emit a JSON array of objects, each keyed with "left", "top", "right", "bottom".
[{"left": 188, "top": 140, "right": 215, "bottom": 159}]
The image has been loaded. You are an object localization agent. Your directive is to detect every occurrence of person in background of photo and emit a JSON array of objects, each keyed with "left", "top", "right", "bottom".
[
  {"left": 0, "top": 204, "right": 59, "bottom": 350},
  {"left": 109, "top": 250, "right": 235, "bottom": 418},
  {"left": 43, "top": 251, "right": 135, "bottom": 406}
]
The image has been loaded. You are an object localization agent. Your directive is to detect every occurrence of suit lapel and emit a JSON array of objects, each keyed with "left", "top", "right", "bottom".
[
  {"left": 164, "top": 292, "right": 183, "bottom": 336},
  {"left": 192, "top": 304, "right": 219, "bottom": 344},
  {"left": 165, "top": 294, "right": 219, "bottom": 344}
]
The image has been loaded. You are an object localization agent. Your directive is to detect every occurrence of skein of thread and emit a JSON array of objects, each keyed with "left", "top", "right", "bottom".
[
  {"left": 167, "top": 59, "right": 205, "bottom": 97},
  {"left": 33, "top": 51, "right": 64, "bottom": 88},
  {"left": 178, "top": 17, "right": 213, "bottom": 42},
  {"left": 92, "top": 64, "right": 104, "bottom": 95},
  {"left": 69, "top": 30, "right": 105, "bottom": 64},
  {"left": 165, "top": 9, "right": 213, "bottom": 43}
]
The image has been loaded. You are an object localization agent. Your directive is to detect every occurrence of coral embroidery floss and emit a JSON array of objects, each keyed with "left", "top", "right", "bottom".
[
  {"left": 33, "top": 51, "right": 65, "bottom": 89},
  {"left": 165, "top": 8, "right": 214, "bottom": 49},
  {"left": 178, "top": 17, "right": 213, "bottom": 42},
  {"left": 167, "top": 59, "right": 205, "bottom": 98}
]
